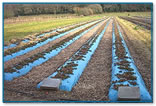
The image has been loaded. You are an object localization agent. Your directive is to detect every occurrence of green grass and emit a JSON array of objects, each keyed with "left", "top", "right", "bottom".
[
  {"left": 4, "top": 14, "right": 103, "bottom": 42},
  {"left": 4, "top": 12, "right": 151, "bottom": 42},
  {"left": 117, "top": 17, "right": 151, "bottom": 50},
  {"left": 102, "top": 12, "right": 151, "bottom": 17}
]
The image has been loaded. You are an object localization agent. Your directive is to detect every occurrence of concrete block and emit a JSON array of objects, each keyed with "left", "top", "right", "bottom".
[
  {"left": 40, "top": 78, "right": 62, "bottom": 90},
  {"left": 118, "top": 86, "right": 140, "bottom": 101}
]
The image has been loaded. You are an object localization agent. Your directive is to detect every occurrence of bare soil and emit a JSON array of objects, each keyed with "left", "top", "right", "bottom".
[{"left": 72, "top": 19, "right": 113, "bottom": 101}]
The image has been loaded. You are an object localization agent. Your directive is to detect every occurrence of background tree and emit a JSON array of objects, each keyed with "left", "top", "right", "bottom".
[{"left": 4, "top": 4, "right": 151, "bottom": 18}]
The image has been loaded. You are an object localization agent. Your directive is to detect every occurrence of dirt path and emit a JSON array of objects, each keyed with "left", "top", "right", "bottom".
[
  {"left": 71, "top": 19, "right": 113, "bottom": 101},
  {"left": 4, "top": 19, "right": 110, "bottom": 101},
  {"left": 4, "top": 20, "right": 101, "bottom": 69},
  {"left": 119, "top": 22, "right": 151, "bottom": 94}
]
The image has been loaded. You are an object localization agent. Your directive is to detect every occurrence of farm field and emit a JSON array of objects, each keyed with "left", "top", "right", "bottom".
[
  {"left": 3, "top": 12, "right": 152, "bottom": 102},
  {"left": 4, "top": 12, "right": 150, "bottom": 42},
  {"left": 4, "top": 14, "right": 104, "bottom": 42}
]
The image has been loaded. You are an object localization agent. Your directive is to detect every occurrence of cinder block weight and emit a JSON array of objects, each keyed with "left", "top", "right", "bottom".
[
  {"left": 40, "top": 78, "right": 62, "bottom": 90},
  {"left": 118, "top": 86, "right": 140, "bottom": 101}
]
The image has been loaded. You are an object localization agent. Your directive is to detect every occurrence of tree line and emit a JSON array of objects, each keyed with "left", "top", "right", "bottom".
[{"left": 4, "top": 4, "right": 151, "bottom": 18}]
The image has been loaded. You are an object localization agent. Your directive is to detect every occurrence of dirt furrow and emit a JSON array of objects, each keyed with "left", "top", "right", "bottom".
[
  {"left": 4, "top": 19, "right": 109, "bottom": 101},
  {"left": 4, "top": 20, "right": 101, "bottom": 69},
  {"left": 71, "top": 19, "right": 113, "bottom": 101}
]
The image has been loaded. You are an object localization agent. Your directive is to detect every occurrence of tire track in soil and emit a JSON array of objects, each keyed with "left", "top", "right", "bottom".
[
  {"left": 4, "top": 20, "right": 101, "bottom": 70},
  {"left": 4, "top": 19, "right": 109, "bottom": 101},
  {"left": 71, "top": 19, "right": 113, "bottom": 101},
  {"left": 118, "top": 21, "right": 151, "bottom": 94}
]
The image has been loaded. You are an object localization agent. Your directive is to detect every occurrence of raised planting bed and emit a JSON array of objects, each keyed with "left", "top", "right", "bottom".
[
  {"left": 4, "top": 19, "right": 104, "bottom": 62},
  {"left": 108, "top": 19, "right": 151, "bottom": 101},
  {"left": 132, "top": 16, "right": 151, "bottom": 20},
  {"left": 130, "top": 16, "right": 151, "bottom": 25},
  {"left": 119, "top": 16, "right": 151, "bottom": 30},
  {"left": 4, "top": 19, "right": 104, "bottom": 81},
  {"left": 37, "top": 19, "right": 110, "bottom": 91},
  {"left": 4, "top": 39, "right": 31, "bottom": 50},
  {"left": 4, "top": 43, "right": 17, "bottom": 50}
]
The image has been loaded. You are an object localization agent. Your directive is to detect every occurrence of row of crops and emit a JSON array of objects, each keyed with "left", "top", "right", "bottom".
[
  {"left": 119, "top": 16, "right": 151, "bottom": 30},
  {"left": 109, "top": 19, "right": 151, "bottom": 101}
]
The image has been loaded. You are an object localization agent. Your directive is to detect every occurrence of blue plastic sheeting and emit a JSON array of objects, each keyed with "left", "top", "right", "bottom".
[
  {"left": 4, "top": 20, "right": 101, "bottom": 62},
  {"left": 4, "top": 39, "right": 30, "bottom": 50},
  {"left": 37, "top": 30, "right": 56, "bottom": 38},
  {"left": 22, "top": 39, "right": 30, "bottom": 43},
  {"left": 108, "top": 23, "right": 151, "bottom": 101},
  {"left": 37, "top": 20, "right": 110, "bottom": 91},
  {"left": 4, "top": 21, "right": 101, "bottom": 81},
  {"left": 4, "top": 44, "right": 17, "bottom": 50}
]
